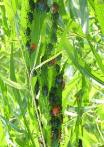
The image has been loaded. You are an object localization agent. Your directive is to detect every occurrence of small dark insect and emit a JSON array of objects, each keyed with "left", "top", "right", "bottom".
[
  {"left": 29, "top": 0, "right": 35, "bottom": 11},
  {"left": 49, "top": 95, "right": 61, "bottom": 105},
  {"left": 55, "top": 74, "right": 63, "bottom": 85},
  {"left": 42, "top": 85, "right": 48, "bottom": 96},
  {"left": 25, "top": 27, "right": 31, "bottom": 36},
  {"left": 49, "top": 87, "right": 57, "bottom": 96},
  {"left": 49, "top": 58, "right": 56, "bottom": 65},
  {"left": 51, "top": 105, "right": 60, "bottom": 116},
  {"left": 51, "top": 129, "right": 61, "bottom": 145},
  {"left": 36, "top": 0, "right": 49, "bottom": 12},
  {"left": 50, "top": 117, "right": 61, "bottom": 128},
  {"left": 52, "top": 12, "right": 59, "bottom": 20},
  {"left": 51, "top": 128, "right": 59, "bottom": 140},
  {"left": 30, "top": 43, "right": 37, "bottom": 51},
  {"left": 51, "top": 2, "right": 59, "bottom": 14},
  {"left": 51, "top": 86, "right": 57, "bottom": 92},
  {"left": 49, "top": 86, "right": 62, "bottom": 105},
  {"left": 46, "top": 43, "right": 53, "bottom": 50},
  {"left": 51, "top": 128, "right": 61, "bottom": 140},
  {"left": 27, "top": 12, "right": 33, "bottom": 22}
]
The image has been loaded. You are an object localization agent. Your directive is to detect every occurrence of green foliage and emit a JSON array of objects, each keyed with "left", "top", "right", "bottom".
[
  {"left": 0, "top": 0, "right": 104, "bottom": 147},
  {"left": 95, "top": 0, "right": 104, "bottom": 34}
]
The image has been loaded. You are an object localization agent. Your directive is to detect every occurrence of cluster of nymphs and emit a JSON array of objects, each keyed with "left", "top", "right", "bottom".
[
  {"left": 25, "top": 0, "right": 64, "bottom": 146},
  {"left": 25, "top": 0, "right": 49, "bottom": 54},
  {"left": 48, "top": 3, "right": 64, "bottom": 147}
]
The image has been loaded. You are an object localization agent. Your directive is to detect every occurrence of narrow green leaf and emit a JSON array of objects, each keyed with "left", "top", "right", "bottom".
[
  {"left": 88, "top": 0, "right": 95, "bottom": 10},
  {"left": 87, "top": 37, "right": 104, "bottom": 73},
  {"left": 69, "top": 0, "right": 89, "bottom": 33},
  {"left": 0, "top": 73, "right": 26, "bottom": 90},
  {"left": 95, "top": 0, "right": 104, "bottom": 34},
  {"left": 10, "top": 44, "right": 16, "bottom": 81},
  {"left": 62, "top": 38, "right": 104, "bottom": 85}
]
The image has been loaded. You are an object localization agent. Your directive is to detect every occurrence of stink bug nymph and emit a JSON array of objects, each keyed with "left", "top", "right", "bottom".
[
  {"left": 51, "top": 105, "right": 60, "bottom": 116},
  {"left": 30, "top": 43, "right": 37, "bottom": 51},
  {"left": 55, "top": 74, "right": 63, "bottom": 85},
  {"left": 27, "top": 12, "right": 33, "bottom": 22},
  {"left": 46, "top": 43, "right": 53, "bottom": 50},
  {"left": 29, "top": 0, "right": 35, "bottom": 11},
  {"left": 51, "top": 2, "right": 59, "bottom": 14},
  {"left": 25, "top": 27, "right": 31, "bottom": 36}
]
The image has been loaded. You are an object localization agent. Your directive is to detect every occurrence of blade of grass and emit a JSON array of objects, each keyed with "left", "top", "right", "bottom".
[
  {"left": 0, "top": 73, "right": 26, "bottom": 90},
  {"left": 9, "top": 43, "right": 36, "bottom": 146},
  {"left": 95, "top": 0, "right": 104, "bottom": 34},
  {"left": 87, "top": 35, "right": 104, "bottom": 73},
  {"left": 62, "top": 38, "right": 104, "bottom": 85}
]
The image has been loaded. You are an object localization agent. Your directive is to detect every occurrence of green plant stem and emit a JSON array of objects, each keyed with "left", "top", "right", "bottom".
[{"left": 29, "top": 77, "right": 46, "bottom": 147}]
